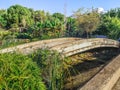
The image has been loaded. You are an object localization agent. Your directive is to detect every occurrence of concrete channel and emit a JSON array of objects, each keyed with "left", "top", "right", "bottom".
[
  {"left": 78, "top": 54, "right": 120, "bottom": 90},
  {"left": 112, "top": 78, "right": 120, "bottom": 90}
]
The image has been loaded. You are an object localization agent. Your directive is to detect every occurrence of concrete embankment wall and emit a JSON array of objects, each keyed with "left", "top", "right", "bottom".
[{"left": 78, "top": 54, "right": 120, "bottom": 90}]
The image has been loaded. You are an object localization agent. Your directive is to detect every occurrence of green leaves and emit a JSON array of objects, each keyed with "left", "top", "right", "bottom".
[
  {"left": 74, "top": 8, "right": 100, "bottom": 38},
  {"left": 29, "top": 49, "right": 65, "bottom": 90},
  {"left": 107, "top": 17, "right": 120, "bottom": 39},
  {"left": 98, "top": 14, "right": 120, "bottom": 39},
  {"left": 7, "top": 5, "right": 33, "bottom": 29},
  {"left": 0, "top": 53, "right": 46, "bottom": 90},
  {"left": 97, "top": 8, "right": 120, "bottom": 39},
  {"left": 0, "top": 10, "right": 7, "bottom": 28},
  {"left": 66, "top": 17, "right": 77, "bottom": 37}
]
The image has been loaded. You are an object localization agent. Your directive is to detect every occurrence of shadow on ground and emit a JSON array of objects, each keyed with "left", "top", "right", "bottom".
[{"left": 64, "top": 47, "right": 119, "bottom": 90}]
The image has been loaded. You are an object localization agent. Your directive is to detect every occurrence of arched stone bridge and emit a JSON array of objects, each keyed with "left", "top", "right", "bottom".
[
  {"left": 0, "top": 38, "right": 119, "bottom": 56},
  {"left": 51, "top": 38, "right": 120, "bottom": 57}
]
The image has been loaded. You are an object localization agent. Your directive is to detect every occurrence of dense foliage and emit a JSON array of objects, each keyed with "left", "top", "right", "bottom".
[
  {"left": 0, "top": 53, "right": 46, "bottom": 90},
  {"left": 74, "top": 8, "right": 100, "bottom": 38},
  {"left": 0, "top": 4, "right": 120, "bottom": 90},
  {"left": 1, "top": 4, "right": 120, "bottom": 40},
  {"left": 96, "top": 8, "right": 120, "bottom": 39},
  {"left": 7, "top": 5, "right": 33, "bottom": 29},
  {"left": 29, "top": 49, "right": 73, "bottom": 90},
  {"left": 29, "top": 49, "right": 64, "bottom": 90}
]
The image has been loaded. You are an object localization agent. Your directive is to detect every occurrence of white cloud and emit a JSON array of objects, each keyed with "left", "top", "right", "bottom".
[{"left": 97, "top": 7, "right": 104, "bottom": 13}]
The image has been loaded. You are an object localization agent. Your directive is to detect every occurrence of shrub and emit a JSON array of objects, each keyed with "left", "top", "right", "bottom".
[
  {"left": 17, "top": 33, "right": 32, "bottom": 39},
  {"left": 29, "top": 49, "right": 64, "bottom": 90},
  {"left": 0, "top": 31, "right": 11, "bottom": 40},
  {"left": 0, "top": 53, "right": 46, "bottom": 90}
]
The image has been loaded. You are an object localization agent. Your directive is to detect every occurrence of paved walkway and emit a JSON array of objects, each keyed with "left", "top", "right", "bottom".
[{"left": 112, "top": 78, "right": 120, "bottom": 90}]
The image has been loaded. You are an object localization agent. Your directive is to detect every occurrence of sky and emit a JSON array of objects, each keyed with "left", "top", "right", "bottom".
[{"left": 0, "top": 0, "right": 120, "bottom": 16}]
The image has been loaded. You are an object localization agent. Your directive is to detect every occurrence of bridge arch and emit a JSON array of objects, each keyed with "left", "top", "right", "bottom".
[
  {"left": 0, "top": 38, "right": 119, "bottom": 57},
  {"left": 57, "top": 38, "right": 120, "bottom": 57}
]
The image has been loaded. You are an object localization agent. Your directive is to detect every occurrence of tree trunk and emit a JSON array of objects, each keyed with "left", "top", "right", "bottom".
[
  {"left": 86, "top": 31, "right": 89, "bottom": 38},
  {"left": 90, "top": 32, "right": 92, "bottom": 38}
]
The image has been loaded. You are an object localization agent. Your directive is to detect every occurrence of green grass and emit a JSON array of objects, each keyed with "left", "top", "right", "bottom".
[
  {"left": 0, "top": 39, "right": 30, "bottom": 49},
  {"left": 0, "top": 53, "right": 46, "bottom": 90},
  {"left": 29, "top": 49, "right": 75, "bottom": 90}
]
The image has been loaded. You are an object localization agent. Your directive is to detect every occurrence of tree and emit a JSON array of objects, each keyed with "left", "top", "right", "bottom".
[
  {"left": 34, "top": 10, "right": 46, "bottom": 23},
  {"left": 7, "top": 5, "right": 33, "bottom": 30},
  {"left": 105, "top": 8, "right": 120, "bottom": 18},
  {"left": 0, "top": 9, "right": 7, "bottom": 28},
  {"left": 97, "top": 8, "right": 120, "bottom": 39},
  {"left": 74, "top": 8, "right": 100, "bottom": 38},
  {"left": 98, "top": 16, "right": 120, "bottom": 39},
  {"left": 52, "top": 13, "right": 64, "bottom": 21},
  {"left": 108, "top": 17, "right": 120, "bottom": 39},
  {"left": 66, "top": 17, "right": 77, "bottom": 37},
  {"left": 52, "top": 13, "right": 66, "bottom": 37}
]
